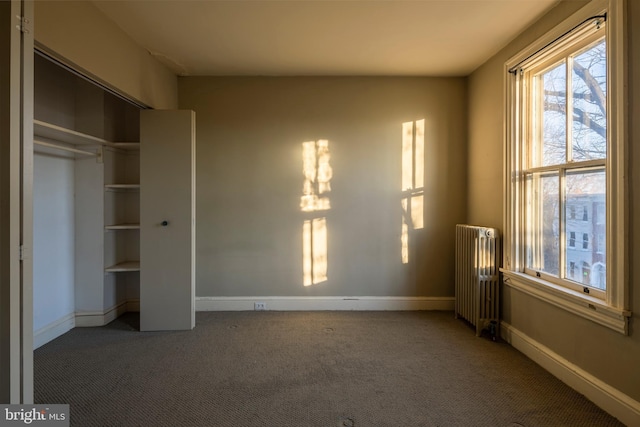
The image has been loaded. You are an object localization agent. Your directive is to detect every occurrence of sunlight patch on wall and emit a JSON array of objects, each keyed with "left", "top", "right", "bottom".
[
  {"left": 411, "top": 195, "right": 424, "bottom": 229},
  {"left": 303, "top": 218, "right": 328, "bottom": 287},
  {"left": 301, "top": 139, "right": 332, "bottom": 212},
  {"left": 402, "top": 122, "right": 414, "bottom": 192},
  {"left": 401, "top": 120, "right": 425, "bottom": 264},
  {"left": 401, "top": 220, "right": 409, "bottom": 264},
  {"left": 301, "top": 140, "right": 332, "bottom": 286}
]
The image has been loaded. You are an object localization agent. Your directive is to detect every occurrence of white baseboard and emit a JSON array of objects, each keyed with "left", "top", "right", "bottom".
[
  {"left": 34, "top": 300, "right": 138, "bottom": 346},
  {"left": 501, "top": 321, "right": 640, "bottom": 426},
  {"left": 34, "top": 312, "right": 75, "bottom": 349},
  {"left": 196, "top": 296, "right": 454, "bottom": 311},
  {"left": 75, "top": 300, "right": 130, "bottom": 327}
]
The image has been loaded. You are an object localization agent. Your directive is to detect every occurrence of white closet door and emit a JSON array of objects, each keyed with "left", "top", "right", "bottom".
[
  {"left": 140, "top": 110, "right": 195, "bottom": 331},
  {"left": 0, "top": 0, "right": 34, "bottom": 403}
]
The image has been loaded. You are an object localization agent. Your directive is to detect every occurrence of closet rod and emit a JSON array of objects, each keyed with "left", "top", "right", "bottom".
[{"left": 34, "top": 139, "right": 97, "bottom": 157}]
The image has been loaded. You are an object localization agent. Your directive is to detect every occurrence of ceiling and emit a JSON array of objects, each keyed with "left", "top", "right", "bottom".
[{"left": 92, "top": 0, "right": 560, "bottom": 77}]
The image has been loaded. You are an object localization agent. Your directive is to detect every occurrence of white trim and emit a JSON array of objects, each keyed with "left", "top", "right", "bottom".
[
  {"left": 33, "top": 313, "right": 75, "bottom": 349},
  {"left": 605, "top": 0, "right": 628, "bottom": 309},
  {"left": 74, "top": 300, "right": 129, "bottom": 327},
  {"left": 506, "top": 0, "right": 608, "bottom": 69},
  {"left": 503, "top": 270, "right": 629, "bottom": 334},
  {"left": 196, "top": 296, "right": 454, "bottom": 312},
  {"left": 502, "top": 0, "right": 629, "bottom": 333},
  {"left": 501, "top": 322, "right": 640, "bottom": 426},
  {"left": 34, "top": 300, "right": 138, "bottom": 345}
]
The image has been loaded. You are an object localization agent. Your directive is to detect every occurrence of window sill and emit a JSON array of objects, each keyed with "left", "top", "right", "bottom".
[{"left": 501, "top": 269, "right": 631, "bottom": 335}]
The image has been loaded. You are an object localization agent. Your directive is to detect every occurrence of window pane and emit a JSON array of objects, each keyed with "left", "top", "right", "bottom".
[
  {"left": 571, "top": 39, "right": 606, "bottom": 161},
  {"left": 526, "top": 173, "right": 559, "bottom": 276},
  {"left": 565, "top": 169, "right": 606, "bottom": 289},
  {"left": 535, "top": 62, "right": 567, "bottom": 167}
]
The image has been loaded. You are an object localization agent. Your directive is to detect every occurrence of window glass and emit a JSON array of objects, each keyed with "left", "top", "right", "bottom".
[
  {"left": 571, "top": 39, "right": 607, "bottom": 162},
  {"left": 535, "top": 62, "right": 567, "bottom": 167},
  {"left": 526, "top": 172, "right": 559, "bottom": 276},
  {"left": 565, "top": 169, "right": 605, "bottom": 288}
]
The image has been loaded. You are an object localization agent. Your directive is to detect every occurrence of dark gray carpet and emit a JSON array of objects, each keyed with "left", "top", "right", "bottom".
[{"left": 34, "top": 311, "right": 623, "bottom": 426}]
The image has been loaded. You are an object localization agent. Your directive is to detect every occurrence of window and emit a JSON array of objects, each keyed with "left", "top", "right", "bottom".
[
  {"left": 503, "top": 0, "right": 630, "bottom": 334},
  {"left": 522, "top": 22, "right": 605, "bottom": 290}
]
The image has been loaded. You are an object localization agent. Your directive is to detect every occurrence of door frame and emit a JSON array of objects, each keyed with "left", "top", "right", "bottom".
[{"left": 1, "top": 0, "right": 34, "bottom": 404}]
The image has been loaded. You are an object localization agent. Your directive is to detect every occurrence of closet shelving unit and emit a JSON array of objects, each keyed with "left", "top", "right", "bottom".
[
  {"left": 102, "top": 139, "right": 140, "bottom": 273},
  {"left": 103, "top": 179, "right": 141, "bottom": 273},
  {"left": 33, "top": 119, "right": 141, "bottom": 274}
]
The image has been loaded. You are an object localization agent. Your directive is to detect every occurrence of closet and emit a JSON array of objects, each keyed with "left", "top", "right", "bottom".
[
  {"left": 33, "top": 52, "right": 141, "bottom": 345},
  {"left": 33, "top": 51, "right": 196, "bottom": 344}
]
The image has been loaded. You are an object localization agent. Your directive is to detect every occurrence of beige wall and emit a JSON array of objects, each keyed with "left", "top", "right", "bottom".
[
  {"left": 34, "top": 1, "right": 177, "bottom": 109},
  {"left": 179, "top": 77, "right": 467, "bottom": 297},
  {"left": 468, "top": 0, "right": 640, "bottom": 402},
  {"left": 468, "top": 1, "right": 590, "bottom": 228}
]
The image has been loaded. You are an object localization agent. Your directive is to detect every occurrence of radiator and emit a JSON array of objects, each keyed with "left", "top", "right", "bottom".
[{"left": 455, "top": 224, "right": 500, "bottom": 337}]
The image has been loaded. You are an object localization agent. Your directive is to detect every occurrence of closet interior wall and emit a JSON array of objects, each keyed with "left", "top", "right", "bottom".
[{"left": 33, "top": 53, "right": 141, "bottom": 347}]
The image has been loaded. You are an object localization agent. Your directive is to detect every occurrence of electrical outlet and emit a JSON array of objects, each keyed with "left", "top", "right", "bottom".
[{"left": 254, "top": 302, "right": 266, "bottom": 311}]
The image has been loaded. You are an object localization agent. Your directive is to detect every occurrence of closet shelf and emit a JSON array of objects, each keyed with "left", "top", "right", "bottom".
[
  {"left": 105, "top": 184, "right": 140, "bottom": 191},
  {"left": 34, "top": 139, "right": 98, "bottom": 157},
  {"left": 111, "top": 142, "right": 140, "bottom": 151},
  {"left": 105, "top": 223, "right": 140, "bottom": 230},
  {"left": 34, "top": 120, "right": 106, "bottom": 146},
  {"left": 105, "top": 261, "right": 140, "bottom": 272},
  {"left": 34, "top": 120, "right": 140, "bottom": 150}
]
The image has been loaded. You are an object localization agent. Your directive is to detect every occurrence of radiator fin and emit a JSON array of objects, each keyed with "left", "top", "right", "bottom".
[{"left": 455, "top": 224, "right": 500, "bottom": 336}]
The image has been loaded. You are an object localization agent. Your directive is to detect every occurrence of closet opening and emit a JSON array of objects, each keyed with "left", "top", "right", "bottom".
[{"left": 33, "top": 50, "right": 143, "bottom": 347}]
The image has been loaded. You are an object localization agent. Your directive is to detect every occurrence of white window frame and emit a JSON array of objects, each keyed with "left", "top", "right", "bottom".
[{"left": 503, "top": 0, "right": 630, "bottom": 334}]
